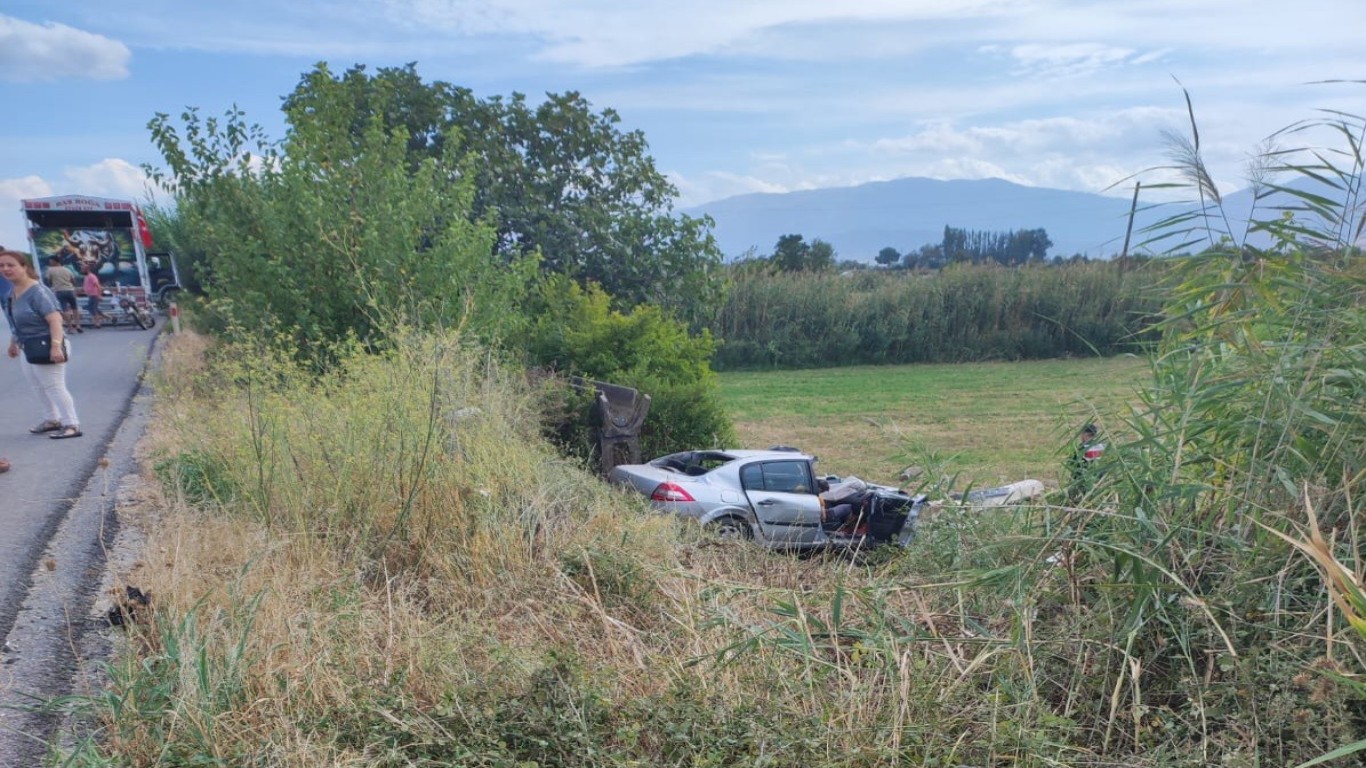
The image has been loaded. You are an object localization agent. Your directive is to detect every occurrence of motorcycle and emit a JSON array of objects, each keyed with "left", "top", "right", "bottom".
[
  {"left": 91, "top": 287, "right": 156, "bottom": 330},
  {"left": 116, "top": 292, "right": 156, "bottom": 330}
]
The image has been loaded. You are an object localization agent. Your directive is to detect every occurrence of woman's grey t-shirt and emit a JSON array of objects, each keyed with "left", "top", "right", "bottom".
[{"left": 5, "top": 284, "right": 61, "bottom": 342}]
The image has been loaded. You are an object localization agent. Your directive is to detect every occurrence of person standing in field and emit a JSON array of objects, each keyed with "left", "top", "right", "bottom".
[
  {"left": 3, "top": 249, "right": 82, "bottom": 440},
  {"left": 80, "top": 263, "right": 109, "bottom": 329},
  {"left": 45, "top": 256, "right": 82, "bottom": 334},
  {"left": 1066, "top": 423, "right": 1105, "bottom": 502}
]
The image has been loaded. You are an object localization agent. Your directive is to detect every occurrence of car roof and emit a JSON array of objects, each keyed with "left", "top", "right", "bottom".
[{"left": 714, "top": 449, "right": 814, "bottom": 461}]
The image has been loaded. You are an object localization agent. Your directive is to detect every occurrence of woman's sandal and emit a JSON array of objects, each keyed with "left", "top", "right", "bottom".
[
  {"left": 51, "top": 426, "right": 83, "bottom": 440},
  {"left": 30, "top": 420, "right": 62, "bottom": 434}
]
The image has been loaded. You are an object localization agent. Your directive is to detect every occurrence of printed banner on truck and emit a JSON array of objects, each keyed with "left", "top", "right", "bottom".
[{"left": 29, "top": 227, "right": 142, "bottom": 287}]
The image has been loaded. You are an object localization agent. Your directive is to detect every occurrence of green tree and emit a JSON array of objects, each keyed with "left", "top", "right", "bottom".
[
  {"left": 807, "top": 238, "right": 837, "bottom": 272},
  {"left": 940, "top": 225, "right": 1052, "bottom": 266},
  {"left": 146, "top": 81, "right": 535, "bottom": 358},
  {"left": 769, "top": 234, "right": 837, "bottom": 272},
  {"left": 876, "top": 246, "right": 901, "bottom": 267},
  {"left": 281, "top": 63, "right": 725, "bottom": 325},
  {"left": 771, "top": 233, "right": 810, "bottom": 272}
]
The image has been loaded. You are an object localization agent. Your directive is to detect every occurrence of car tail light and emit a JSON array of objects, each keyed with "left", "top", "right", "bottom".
[{"left": 650, "top": 482, "right": 695, "bottom": 502}]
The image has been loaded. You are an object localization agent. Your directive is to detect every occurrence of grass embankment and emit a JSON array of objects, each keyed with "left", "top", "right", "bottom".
[
  {"left": 66, "top": 333, "right": 1360, "bottom": 767},
  {"left": 721, "top": 356, "right": 1148, "bottom": 488}
]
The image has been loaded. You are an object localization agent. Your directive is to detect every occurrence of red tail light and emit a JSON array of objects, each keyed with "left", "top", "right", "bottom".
[{"left": 650, "top": 482, "right": 695, "bottom": 502}]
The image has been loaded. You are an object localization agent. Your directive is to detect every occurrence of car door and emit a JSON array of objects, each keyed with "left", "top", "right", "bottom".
[{"left": 739, "top": 459, "right": 824, "bottom": 545}]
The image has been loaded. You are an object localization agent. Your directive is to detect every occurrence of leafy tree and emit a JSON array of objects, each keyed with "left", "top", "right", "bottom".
[
  {"left": 281, "top": 63, "right": 725, "bottom": 324},
  {"left": 146, "top": 83, "right": 535, "bottom": 358},
  {"left": 807, "top": 238, "right": 837, "bottom": 272},
  {"left": 771, "top": 233, "right": 810, "bottom": 272},
  {"left": 876, "top": 246, "right": 901, "bottom": 267},
  {"left": 904, "top": 243, "right": 943, "bottom": 270},
  {"left": 770, "top": 234, "right": 836, "bottom": 272}
]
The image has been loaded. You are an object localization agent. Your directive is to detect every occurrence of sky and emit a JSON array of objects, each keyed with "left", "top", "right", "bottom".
[{"left": 2, "top": 0, "right": 1363, "bottom": 251}]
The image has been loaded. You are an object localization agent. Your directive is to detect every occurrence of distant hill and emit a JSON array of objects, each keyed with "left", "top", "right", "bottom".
[
  {"left": 681, "top": 177, "right": 1150, "bottom": 262},
  {"left": 680, "top": 175, "right": 1351, "bottom": 263}
]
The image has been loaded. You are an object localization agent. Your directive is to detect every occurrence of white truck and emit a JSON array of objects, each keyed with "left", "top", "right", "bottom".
[{"left": 20, "top": 194, "right": 181, "bottom": 326}]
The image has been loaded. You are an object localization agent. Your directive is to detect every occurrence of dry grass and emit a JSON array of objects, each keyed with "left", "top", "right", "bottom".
[{"left": 72, "top": 330, "right": 1360, "bottom": 767}]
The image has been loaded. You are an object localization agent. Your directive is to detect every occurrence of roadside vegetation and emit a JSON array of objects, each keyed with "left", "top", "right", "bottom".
[
  {"left": 52, "top": 77, "right": 1364, "bottom": 767},
  {"left": 711, "top": 260, "right": 1162, "bottom": 370}
]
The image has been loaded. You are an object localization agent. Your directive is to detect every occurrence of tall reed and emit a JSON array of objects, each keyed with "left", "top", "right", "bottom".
[
  {"left": 1045, "top": 89, "right": 1366, "bottom": 759},
  {"left": 712, "top": 261, "right": 1162, "bottom": 370}
]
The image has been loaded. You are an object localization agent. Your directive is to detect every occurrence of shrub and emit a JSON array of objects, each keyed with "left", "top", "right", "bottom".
[{"left": 526, "top": 276, "right": 736, "bottom": 462}]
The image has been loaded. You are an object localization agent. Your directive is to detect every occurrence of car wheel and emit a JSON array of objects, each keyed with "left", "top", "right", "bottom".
[
  {"left": 706, "top": 517, "right": 752, "bottom": 542},
  {"left": 155, "top": 287, "right": 180, "bottom": 309}
]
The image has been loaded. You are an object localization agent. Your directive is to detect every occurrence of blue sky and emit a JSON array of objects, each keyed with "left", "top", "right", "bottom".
[{"left": 2, "top": 0, "right": 1363, "bottom": 250}]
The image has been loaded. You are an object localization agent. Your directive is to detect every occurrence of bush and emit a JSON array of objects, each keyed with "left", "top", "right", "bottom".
[{"left": 526, "top": 276, "right": 736, "bottom": 462}]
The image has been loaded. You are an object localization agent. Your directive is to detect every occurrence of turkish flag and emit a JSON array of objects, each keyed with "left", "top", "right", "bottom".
[{"left": 134, "top": 206, "right": 154, "bottom": 249}]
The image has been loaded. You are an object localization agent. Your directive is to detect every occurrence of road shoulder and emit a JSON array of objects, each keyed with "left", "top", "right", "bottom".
[{"left": 0, "top": 337, "right": 160, "bottom": 765}]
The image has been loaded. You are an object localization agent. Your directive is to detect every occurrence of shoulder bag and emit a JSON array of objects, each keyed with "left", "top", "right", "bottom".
[{"left": 22, "top": 335, "right": 67, "bottom": 365}]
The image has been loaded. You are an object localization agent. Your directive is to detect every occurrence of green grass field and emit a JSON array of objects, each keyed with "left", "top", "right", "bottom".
[{"left": 719, "top": 355, "right": 1150, "bottom": 489}]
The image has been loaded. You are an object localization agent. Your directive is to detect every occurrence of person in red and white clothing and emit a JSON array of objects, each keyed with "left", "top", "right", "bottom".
[{"left": 81, "top": 262, "right": 110, "bottom": 329}]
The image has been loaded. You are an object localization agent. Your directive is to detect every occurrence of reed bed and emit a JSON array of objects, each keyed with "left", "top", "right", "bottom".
[{"left": 711, "top": 261, "right": 1163, "bottom": 370}]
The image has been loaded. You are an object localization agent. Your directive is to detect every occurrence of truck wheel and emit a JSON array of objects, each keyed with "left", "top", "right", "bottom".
[{"left": 705, "top": 517, "right": 752, "bottom": 542}]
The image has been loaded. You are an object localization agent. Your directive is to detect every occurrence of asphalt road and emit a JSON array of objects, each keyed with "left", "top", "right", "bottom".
[{"left": 0, "top": 322, "right": 156, "bottom": 761}]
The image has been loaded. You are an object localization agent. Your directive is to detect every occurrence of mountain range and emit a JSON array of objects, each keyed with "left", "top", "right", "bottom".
[{"left": 681, "top": 176, "right": 1277, "bottom": 262}]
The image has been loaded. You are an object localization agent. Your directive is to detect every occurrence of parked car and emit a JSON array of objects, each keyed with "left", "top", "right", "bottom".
[{"left": 608, "top": 448, "right": 924, "bottom": 551}]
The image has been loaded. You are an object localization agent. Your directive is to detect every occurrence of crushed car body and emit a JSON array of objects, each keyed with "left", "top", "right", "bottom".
[{"left": 608, "top": 449, "right": 925, "bottom": 551}]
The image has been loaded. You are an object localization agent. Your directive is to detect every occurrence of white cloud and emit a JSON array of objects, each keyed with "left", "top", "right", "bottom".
[
  {"left": 61, "top": 158, "right": 155, "bottom": 200},
  {"left": 393, "top": 0, "right": 1008, "bottom": 67},
  {"left": 0, "top": 15, "right": 130, "bottom": 82},
  {"left": 670, "top": 170, "right": 791, "bottom": 207},
  {"left": 868, "top": 123, "right": 984, "bottom": 155},
  {"left": 0, "top": 175, "right": 53, "bottom": 252},
  {"left": 920, "top": 157, "right": 1030, "bottom": 186},
  {"left": 851, "top": 107, "right": 1179, "bottom": 184},
  {"left": 1005, "top": 42, "right": 1142, "bottom": 78}
]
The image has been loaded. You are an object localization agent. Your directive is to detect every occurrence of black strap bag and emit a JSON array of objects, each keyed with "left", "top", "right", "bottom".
[{"left": 22, "top": 334, "right": 66, "bottom": 365}]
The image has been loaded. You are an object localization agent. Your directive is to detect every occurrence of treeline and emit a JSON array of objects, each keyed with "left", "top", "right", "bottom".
[
  {"left": 710, "top": 260, "right": 1162, "bottom": 369},
  {"left": 936, "top": 225, "right": 1052, "bottom": 267}
]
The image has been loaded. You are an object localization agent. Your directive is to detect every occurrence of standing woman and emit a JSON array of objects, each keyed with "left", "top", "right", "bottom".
[
  {"left": 1, "top": 249, "right": 81, "bottom": 439},
  {"left": 81, "top": 262, "right": 109, "bottom": 329}
]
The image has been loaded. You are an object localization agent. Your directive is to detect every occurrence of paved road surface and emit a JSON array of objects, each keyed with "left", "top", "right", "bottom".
[{"left": 0, "top": 323, "right": 156, "bottom": 761}]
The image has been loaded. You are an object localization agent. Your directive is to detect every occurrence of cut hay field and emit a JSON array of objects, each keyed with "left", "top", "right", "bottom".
[{"left": 719, "top": 355, "right": 1149, "bottom": 490}]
